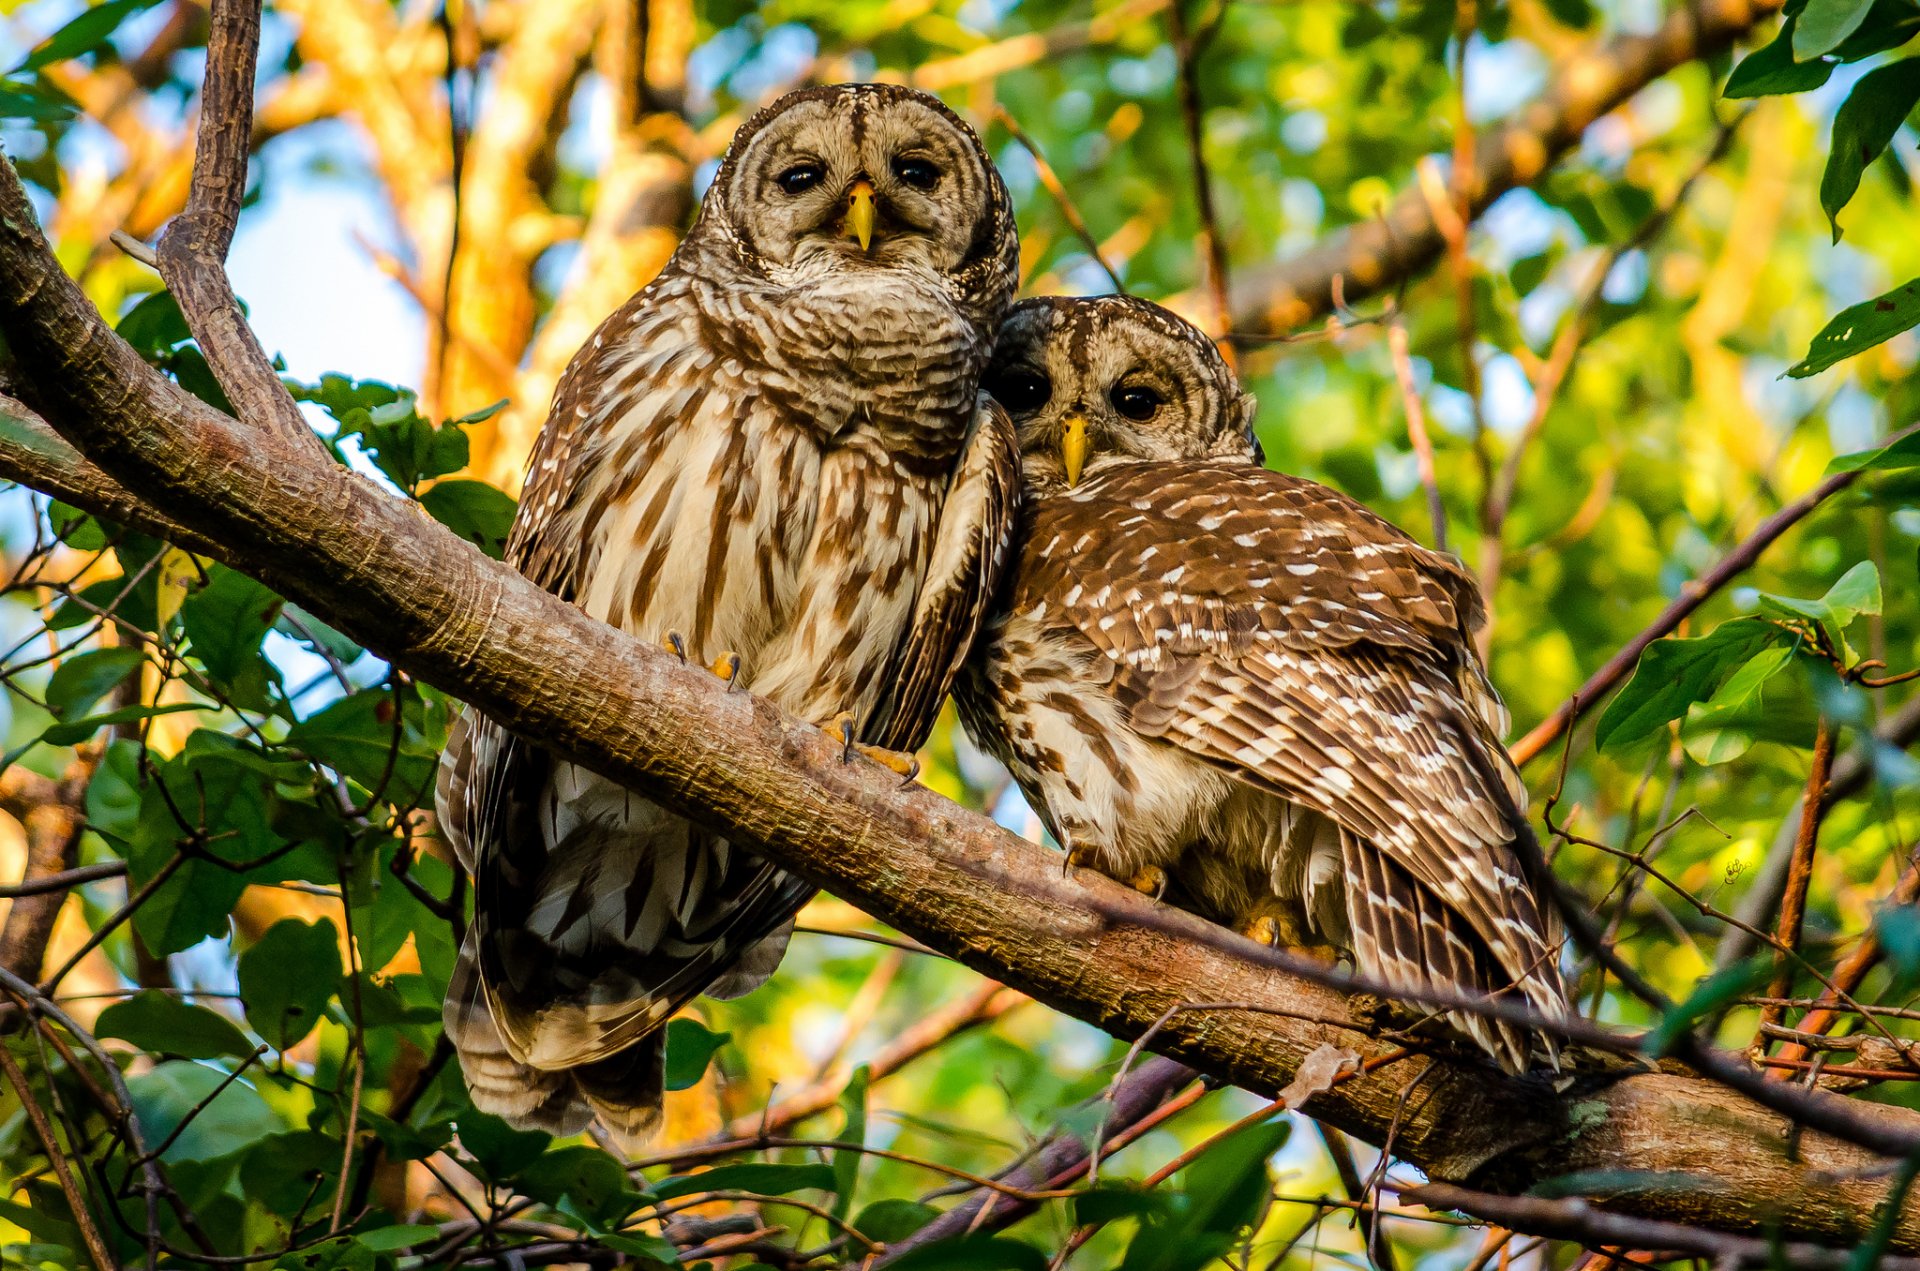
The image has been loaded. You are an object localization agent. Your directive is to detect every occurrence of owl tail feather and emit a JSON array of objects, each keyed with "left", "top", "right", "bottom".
[
  {"left": 444, "top": 934, "right": 663, "bottom": 1151},
  {"left": 1341, "top": 831, "right": 1565, "bottom": 1075}
]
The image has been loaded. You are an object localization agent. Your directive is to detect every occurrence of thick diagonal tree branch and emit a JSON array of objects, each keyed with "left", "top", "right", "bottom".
[
  {"left": 1220, "top": 0, "right": 1784, "bottom": 335},
  {"left": 3, "top": 154, "right": 1920, "bottom": 1256}
]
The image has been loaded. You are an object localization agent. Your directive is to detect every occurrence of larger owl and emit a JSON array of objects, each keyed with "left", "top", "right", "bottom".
[
  {"left": 956, "top": 295, "right": 1567, "bottom": 1070},
  {"left": 438, "top": 85, "right": 1020, "bottom": 1142}
]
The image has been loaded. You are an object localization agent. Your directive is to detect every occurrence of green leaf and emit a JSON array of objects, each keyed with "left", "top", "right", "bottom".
[
  {"left": 0, "top": 77, "right": 79, "bottom": 121},
  {"left": 15, "top": 0, "right": 163, "bottom": 73},
  {"left": 1794, "top": 0, "right": 1877, "bottom": 56},
  {"left": 276, "top": 604, "right": 363, "bottom": 664},
  {"left": 419, "top": 479, "right": 517, "bottom": 559},
  {"left": 1830, "top": 0, "right": 1920, "bottom": 61},
  {"left": 45, "top": 646, "right": 145, "bottom": 719},
  {"left": 1119, "top": 1117, "right": 1291, "bottom": 1271},
  {"left": 1878, "top": 906, "right": 1920, "bottom": 977},
  {"left": 350, "top": 1225, "right": 440, "bottom": 1253},
  {"left": 1821, "top": 58, "right": 1920, "bottom": 240},
  {"left": 598, "top": 1231, "right": 683, "bottom": 1266},
  {"left": 450, "top": 398, "right": 509, "bottom": 426},
  {"left": 651, "top": 1161, "right": 838, "bottom": 1202},
  {"left": 40, "top": 701, "right": 198, "bottom": 746},
  {"left": 271, "top": 1237, "right": 376, "bottom": 1271},
  {"left": 833, "top": 1063, "right": 869, "bottom": 1219},
  {"left": 1828, "top": 430, "right": 1920, "bottom": 473},
  {"left": 854, "top": 1199, "right": 941, "bottom": 1243},
  {"left": 240, "top": 1130, "right": 345, "bottom": 1212},
  {"left": 1644, "top": 958, "right": 1775, "bottom": 1056},
  {"left": 1680, "top": 645, "right": 1798, "bottom": 765},
  {"left": 514, "top": 1145, "right": 642, "bottom": 1227},
  {"left": 238, "top": 917, "right": 343, "bottom": 1050},
  {"left": 1725, "top": 18, "right": 1836, "bottom": 96},
  {"left": 182, "top": 566, "right": 282, "bottom": 687},
  {"left": 285, "top": 687, "right": 437, "bottom": 804},
  {"left": 663, "top": 1017, "right": 731, "bottom": 1091},
  {"left": 125, "top": 1060, "right": 281, "bottom": 1163},
  {"left": 884, "top": 1236, "right": 1049, "bottom": 1271},
  {"left": 457, "top": 1111, "right": 552, "bottom": 1181},
  {"left": 1788, "top": 277, "right": 1920, "bottom": 377},
  {"left": 1541, "top": 0, "right": 1595, "bottom": 28},
  {"left": 116, "top": 290, "right": 193, "bottom": 360},
  {"left": 1758, "top": 561, "right": 1882, "bottom": 637},
  {"left": 96, "top": 991, "right": 254, "bottom": 1059},
  {"left": 1075, "top": 1184, "right": 1173, "bottom": 1225},
  {"left": 1595, "top": 619, "right": 1790, "bottom": 749}
]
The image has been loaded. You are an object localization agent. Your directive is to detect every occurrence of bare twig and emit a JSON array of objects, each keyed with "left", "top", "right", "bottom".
[
  {"left": 1407, "top": 1182, "right": 1920, "bottom": 1271},
  {"left": 1761, "top": 716, "right": 1838, "bottom": 1043},
  {"left": 1167, "top": 0, "right": 1234, "bottom": 366},
  {"left": 0, "top": 1042, "right": 116, "bottom": 1271},
  {"left": 1510, "top": 427, "right": 1917, "bottom": 767},
  {"left": 1220, "top": 0, "right": 1786, "bottom": 336},
  {"left": 153, "top": 0, "right": 325, "bottom": 456},
  {"left": 1386, "top": 308, "right": 1449, "bottom": 552},
  {"left": 1478, "top": 116, "right": 1744, "bottom": 611},
  {"left": 993, "top": 108, "right": 1127, "bottom": 294}
]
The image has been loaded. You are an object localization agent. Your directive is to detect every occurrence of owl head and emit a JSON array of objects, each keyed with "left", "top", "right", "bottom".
[
  {"left": 986, "top": 295, "right": 1261, "bottom": 494},
  {"left": 699, "top": 85, "right": 1017, "bottom": 314}
]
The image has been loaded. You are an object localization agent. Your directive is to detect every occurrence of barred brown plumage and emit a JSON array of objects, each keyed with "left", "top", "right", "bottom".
[
  {"left": 957, "top": 295, "right": 1567, "bottom": 1071},
  {"left": 437, "top": 84, "right": 1020, "bottom": 1145}
]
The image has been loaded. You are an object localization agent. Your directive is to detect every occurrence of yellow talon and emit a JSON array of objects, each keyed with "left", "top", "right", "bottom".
[
  {"left": 1243, "top": 915, "right": 1280, "bottom": 947},
  {"left": 708, "top": 651, "right": 742, "bottom": 689},
  {"left": 661, "top": 630, "right": 689, "bottom": 663},
  {"left": 1128, "top": 866, "right": 1168, "bottom": 899},
  {"left": 825, "top": 711, "right": 920, "bottom": 781}
]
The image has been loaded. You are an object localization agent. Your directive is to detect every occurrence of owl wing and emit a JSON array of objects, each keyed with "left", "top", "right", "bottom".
[
  {"left": 436, "top": 290, "right": 815, "bottom": 1135},
  {"left": 1014, "top": 463, "right": 1565, "bottom": 1060},
  {"left": 869, "top": 398, "right": 1022, "bottom": 752}
]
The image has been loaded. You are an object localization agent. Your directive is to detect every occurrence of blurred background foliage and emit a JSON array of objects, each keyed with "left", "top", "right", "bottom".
[{"left": 0, "top": 0, "right": 1917, "bottom": 1266}]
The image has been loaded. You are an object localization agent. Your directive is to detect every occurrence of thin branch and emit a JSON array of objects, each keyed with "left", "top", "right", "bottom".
[
  {"left": 993, "top": 107, "right": 1127, "bottom": 294},
  {"left": 1407, "top": 1182, "right": 1920, "bottom": 1271},
  {"left": 153, "top": 0, "right": 325, "bottom": 455},
  {"left": 1510, "top": 427, "right": 1916, "bottom": 767},
  {"left": 0, "top": 1042, "right": 116, "bottom": 1271},
  {"left": 1219, "top": 0, "right": 1786, "bottom": 336},
  {"left": 1762, "top": 715, "right": 1837, "bottom": 1040},
  {"left": 1167, "top": 0, "right": 1234, "bottom": 366},
  {"left": 1385, "top": 307, "right": 1449, "bottom": 552}
]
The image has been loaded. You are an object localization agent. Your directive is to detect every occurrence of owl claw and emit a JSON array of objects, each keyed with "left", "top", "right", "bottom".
[
  {"left": 1243, "top": 915, "right": 1281, "bottom": 947},
  {"left": 824, "top": 711, "right": 921, "bottom": 785},
  {"left": 1128, "top": 866, "right": 1169, "bottom": 900},
  {"left": 662, "top": 630, "right": 689, "bottom": 664},
  {"left": 708, "top": 651, "right": 743, "bottom": 690}
]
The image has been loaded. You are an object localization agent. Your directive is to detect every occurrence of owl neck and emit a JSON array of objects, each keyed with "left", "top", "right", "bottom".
[{"left": 687, "top": 267, "right": 994, "bottom": 464}]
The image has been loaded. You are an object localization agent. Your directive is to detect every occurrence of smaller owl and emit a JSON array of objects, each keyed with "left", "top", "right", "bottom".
[{"left": 955, "top": 295, "right": 1567, "bottom": 1070}]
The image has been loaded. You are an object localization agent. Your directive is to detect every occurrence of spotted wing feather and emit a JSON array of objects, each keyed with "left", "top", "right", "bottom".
[{"left": 1013, "top": 462, "right": 1565, "bottom": 1065}]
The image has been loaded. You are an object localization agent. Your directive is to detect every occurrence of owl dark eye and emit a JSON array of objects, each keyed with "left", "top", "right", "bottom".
[
  {"left": 776, "top": 163, "right": 824, "bottom": 195},
  {"left": 1111, "top": 384, "right": 1162, "bottom": 421},
  {"left": 893, "top": 156, "right": 941, "bottom": 190},
  {"left": 989, "top": 369, "right": 1051, "bottom": 414}
]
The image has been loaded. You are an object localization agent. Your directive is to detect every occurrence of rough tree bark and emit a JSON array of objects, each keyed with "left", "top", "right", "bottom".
[{"left": 2, "top": 155, "right": 1918, "bottom": 1254}]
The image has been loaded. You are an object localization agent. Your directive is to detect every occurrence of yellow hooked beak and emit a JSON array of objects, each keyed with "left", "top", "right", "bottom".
[
  {"left": 1061, "top": 413, "right": 1090, "bottom": 487},
  {"left": 845, "top": 179, "right": 876, "bottom": 252}
]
